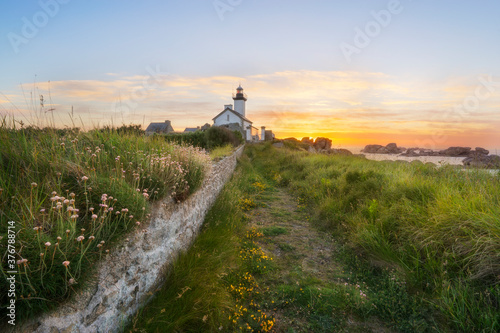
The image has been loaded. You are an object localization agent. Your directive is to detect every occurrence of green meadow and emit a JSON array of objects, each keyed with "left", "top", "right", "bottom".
[
  {"left": 131, "top": 142, "right": 499, "bottom": 332},
  {"left": 0, "top": 122, "right": 242, "bottom": 322},
  {"left": 1, "top": 124, "right": 498, "bottom": 332}
]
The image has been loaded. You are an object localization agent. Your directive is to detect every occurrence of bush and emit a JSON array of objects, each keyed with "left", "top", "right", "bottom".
[
  {"left": 205, "top": 126, "right": 243, "bottom": 149},
  {"left": 162, "top": 131, "right": 207, "bottom": 149},
  {"left": 162, "top": 127, "right": 243, "bottom": 150}
]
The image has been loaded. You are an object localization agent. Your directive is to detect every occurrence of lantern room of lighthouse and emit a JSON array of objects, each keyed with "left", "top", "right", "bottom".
[{"left": 232, "top": 85, "right": 247, "bottom": 117}]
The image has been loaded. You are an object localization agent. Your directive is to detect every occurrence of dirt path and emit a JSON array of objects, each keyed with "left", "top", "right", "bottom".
[
  {"left": 251, "top": 188, "right": 341, "bottom": 284},
  {"left": 248, "top": 187, "right": 393, "bottom": 333}
]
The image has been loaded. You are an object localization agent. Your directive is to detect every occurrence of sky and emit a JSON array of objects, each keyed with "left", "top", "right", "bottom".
[{"left": 1, "top": 0, "right": 499, "bottom": 150}]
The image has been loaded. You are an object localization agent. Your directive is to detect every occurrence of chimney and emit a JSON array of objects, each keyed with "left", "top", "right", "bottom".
[{"left": 224, "top": 104, "right": 233, "bottom": 110}]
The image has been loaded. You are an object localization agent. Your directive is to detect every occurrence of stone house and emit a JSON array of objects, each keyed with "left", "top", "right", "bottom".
[{"left": 145, "top": 120, "right": 174, "bottom": 136}]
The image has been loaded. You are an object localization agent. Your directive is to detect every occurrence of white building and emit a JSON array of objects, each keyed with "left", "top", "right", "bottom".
[{"left": 212, "top": 85, "right": 265, "bottom": 141}]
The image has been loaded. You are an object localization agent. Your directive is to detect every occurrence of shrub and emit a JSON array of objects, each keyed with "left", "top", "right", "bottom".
[
  {"left": 205, "top": 126, "right": 243, "bottom": 149},
  {"left": 162, "top": 131, "right": 207, "bottom": 149},
  {"left": 162, "top": 127, "right": 243, "bottom": 150}
]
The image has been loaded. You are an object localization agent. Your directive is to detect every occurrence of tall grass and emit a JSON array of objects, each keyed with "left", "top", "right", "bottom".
[
  {"left": 245, "top": 142, "right": 500, "bottom": 332},
  {"left": 128, "top": 152, "right": 276, "bottom": 332},
  {"left": 0, "top": 119, "right": 211, "bottom": 321}
]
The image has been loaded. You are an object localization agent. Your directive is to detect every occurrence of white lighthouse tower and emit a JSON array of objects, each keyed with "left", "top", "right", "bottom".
[{"left": 232, "top": 85, "right": 247, "bottom": 117}]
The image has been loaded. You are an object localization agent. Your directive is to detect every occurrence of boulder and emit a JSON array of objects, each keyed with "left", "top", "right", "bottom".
[
  {"left": 362, "top": 143, "right": 404, "bottom": 154},
  {"left": 308, "top": 146, "right": 317, "bottom": 153},
  {"left": 376, "top": 146, "right": 390, "bottom": 154},
  {"left": 301, "top": 137, "right": 314, "bottom": 145},
  {"left": 440, "top": 147, "right": 472, "bottom": 156},
  {"left": 330, "top": 148, "right": 353, "bottom": 156},
  {"left": 313, "top": 137, "right": 332, "bottom": 151},
  {"left": 401, "top": 148, "right": 419, "bottom": 157},
  {"left": 385, "top": 143, "right": 400, "bottom": 154},
  {"left": 474, "top": 147, "right": 489, "bottom": 155},
  {"left": 419, "top": 149, "right": 434, "bottom": 156},
  {"left": 361, "top": 144, "right": 383, "bottom": 153},
  {"left": 283, "top": 137, "right": 300, "bottom": 143},
  {"left": 463, "top": 154, "right": 500, "bottom": 168}
]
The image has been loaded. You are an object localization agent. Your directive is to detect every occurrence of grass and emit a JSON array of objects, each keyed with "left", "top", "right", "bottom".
[
  {"left": 260, "top": 226, "right": 288, "bottom": 236},
  {"left": 0, "top": 120, "right": 212, "bottom": 322},
  {"left": 14, "top": 134, "right": 494, "bottom": 331},
  {"left": 209, "top": 144, "right": 235, "bottom": 161},
  {"left": 128, "top": 149, "right": 383, "bottom": 332},
  {"left": 244, "top": 142, "right": 500, "bottom": 332},
  {"left": 127, "top": 150, "right": 276, "bottom": 332}
]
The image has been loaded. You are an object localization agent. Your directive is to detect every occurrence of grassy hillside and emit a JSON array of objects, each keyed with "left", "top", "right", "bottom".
[
  {"left": 247, "top": 142, "right": 499, "bottom": 331},
  {"left": 128, "top": 143, "right": 499, "bottom": 332},
  {"left": 0, "top": 122, "right": 212, "bottom": 321}
]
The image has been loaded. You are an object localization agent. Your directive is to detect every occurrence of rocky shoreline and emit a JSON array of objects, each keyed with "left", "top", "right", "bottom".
[
  {"left": 361, "top": 143, "right": 500, "bottom": 168},
  {"left": 273, "top": 137, "right": 354, "bottom": 156},
  {"left": 272, "top": 138, "right": 499, "bottom": 169}
]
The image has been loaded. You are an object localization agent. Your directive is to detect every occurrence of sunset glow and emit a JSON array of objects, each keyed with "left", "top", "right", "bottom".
[{"left": 1, "top": 1, "right": 499, "bottom": 150}]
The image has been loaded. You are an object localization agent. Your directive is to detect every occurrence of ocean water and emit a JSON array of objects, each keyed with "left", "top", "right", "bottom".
[{"left": 336, "top": 146, "right": 500, "bottom": 167}]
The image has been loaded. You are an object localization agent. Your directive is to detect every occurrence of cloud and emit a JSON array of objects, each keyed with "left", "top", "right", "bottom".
[{"left": 3, "top": 70, "right": 499, "bottom": 148}]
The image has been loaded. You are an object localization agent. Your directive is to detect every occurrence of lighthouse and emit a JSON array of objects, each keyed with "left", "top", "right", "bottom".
[{"left": 232, "top": 85, "right": 247, "bottom": 117}]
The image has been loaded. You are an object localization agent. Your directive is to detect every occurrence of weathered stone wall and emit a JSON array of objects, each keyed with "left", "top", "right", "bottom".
[{"left": 19, "top": 146, "right": 245, "bottom": 333}]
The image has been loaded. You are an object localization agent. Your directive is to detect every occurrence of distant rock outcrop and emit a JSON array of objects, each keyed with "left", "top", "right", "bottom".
[
  {"left": 439, "top": 147, "right": 472, "bottom": 156},
  {"left": 463, "top": 154, "right": 500, "bottom": 168},
  {"left": 362, "top": 143, "right": 405, "bottom": 154},
  {"left": 313, "top": 137, "right": 332, "bottom": 151},
  {"left": 361, "top": 144, "right": 384, "bottom": 153},
  {"left": 291, "top": 137, "right": 354, "bottom": 155},
  {"left": 301, "top": 137, "right": 314, "bottom": 145},
  {"left": 363, "top": 144, "right": 491, "bottom": 159},
  {"left": 329, "top": 148, "right": 353, "bottom": 156},
  {"left": 471, "top": 147, "right": 489, "bottom": 156}
]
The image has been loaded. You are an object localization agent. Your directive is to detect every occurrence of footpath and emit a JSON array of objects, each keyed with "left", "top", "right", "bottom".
[{"left": 246, "top": 186, "right": 392, "bottom": 332}]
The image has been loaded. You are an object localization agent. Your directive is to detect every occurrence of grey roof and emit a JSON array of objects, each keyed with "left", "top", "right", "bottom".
[
  {"left": 145, "top": 121, "right": 174, "bottom": 133},
  {"left": 183, "top": 128, "right": 198, "bottom": 133},
  {"left": 212, "top": 107, "right": 252, "bottom": 124}
]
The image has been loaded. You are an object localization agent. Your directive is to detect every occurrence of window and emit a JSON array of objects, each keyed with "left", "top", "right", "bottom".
[{"left": 227, "top": 114, "right": 230, "bottom": 121}]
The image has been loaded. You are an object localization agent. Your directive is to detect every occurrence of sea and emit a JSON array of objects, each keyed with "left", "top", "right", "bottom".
[{"left": 338, "top": 146, "right": 500, "bottom": 169}]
